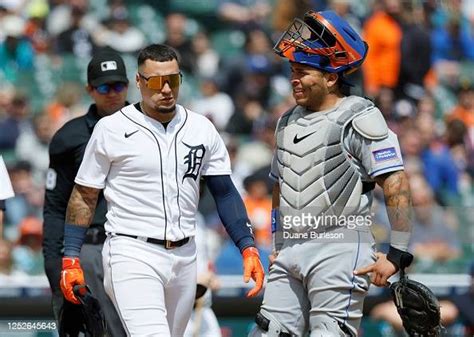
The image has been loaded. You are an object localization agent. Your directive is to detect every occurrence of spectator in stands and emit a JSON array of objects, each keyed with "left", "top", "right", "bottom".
[
  {"left": 443, "top": 118, "right": 474, "bottom": 204},
  {"left": 164, "top": 12, "right": 195, "bottom": 74},
  {"left": 362, "top": 0, "right": 403, "bottom": 98},
  {"left": 4, "top": 161, "right": 43, "bottom": 234},
  {"left": 417, "top": 111, "right": 460, "bottom": 204},
  {"left": 54, "top": 5, "right": 96, "bottom": 58},
  {"left": 15, "top": 112, "right": 54, "bottom": 186},
  {"left": 447, "top": 84, "right": 474, "bottom": 128},
  {"left": 234, "top": 114, "right": 276, "bottom": 174},
  {"left": 397, "top": 2, "right": 432, "bottom": 102},
  {"left": 430, "top": 60, "right": 462, "bottom": 119},
  {"left": 408, "top": 173, "right": 460, "bottom": 268},
  {"left": 222, "top": 28, "right": 276, "bottom": 106},
  {"left": 12, "top": 216, "right": 44, "bottom": 275},
  {"left": 44, "top": 81, "right": 86, "bottom": 131},
  {"left": 242, "top": 174, "right": 272, "bottom": 248},
  {"left": 94, "top": 6, "right": 146, "bottom": 54},
  {"left": 417, "top": 93, "right": 437, "bottom": 116},
  {"left": 0, "top": 91, "right": 32, "bottom": 153},
  {"left": 390, "top": 98, "right": 417, "bottom": 136},
  {"left": 24, "top": 6, "right": 51, "bottom": 54},
  {"left": 191, "top": 30, "right": 220, "bottom": 78},
  {"left": 218, "top": 0, "right": 271, "bottom": 31},
  {"left": 227, "top": 136, "right": 252, "bottom": 195},
  {"left": 190, "top": 77, "right": 234, "bottom": 131},
  {"left": 431, "top": 12, "right": 474, "bottom": 63},
  {"left": 226, "top": 95, "right": 266, "bottom": 135},
  {"left": 0, "top": 14, "right": 34, "bottom": 82},
  {"left": 46, "top": 0, "right": 98, "bottom": 38}
]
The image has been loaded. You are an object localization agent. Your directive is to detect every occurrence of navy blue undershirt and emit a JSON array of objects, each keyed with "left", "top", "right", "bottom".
[{"left": 205, "top": 175, "right": 255, "bottom": 252}]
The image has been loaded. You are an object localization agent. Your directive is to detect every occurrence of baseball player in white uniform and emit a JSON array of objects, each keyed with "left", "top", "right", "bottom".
[
  {"left": 59, "top": 44, "right": 265, "bottom": 337},
  {"left": 0, "top": 155, "right": 14, "bottom": 238},
  {"left": 249, "top": 11, "right": 414, "bottom": 337}
]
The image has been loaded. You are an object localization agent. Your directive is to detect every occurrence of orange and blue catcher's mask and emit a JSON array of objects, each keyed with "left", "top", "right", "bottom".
[{"left": 273, "top": 10, "right": 368, "bottom": 76}]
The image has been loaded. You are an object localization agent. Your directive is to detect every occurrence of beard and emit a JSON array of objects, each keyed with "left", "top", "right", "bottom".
[{"left": 157, "top": 104, "right": 176, "bottom": 114}]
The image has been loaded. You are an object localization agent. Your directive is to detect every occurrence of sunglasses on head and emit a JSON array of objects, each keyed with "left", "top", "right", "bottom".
[
  {"left": 138, "top": 72, "right": 182, "bottom": 90},
  {"left": 94, "top": 82, "right": 127, "bottom": 95}
]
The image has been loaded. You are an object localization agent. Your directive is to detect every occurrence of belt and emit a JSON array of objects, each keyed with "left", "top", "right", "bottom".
[
  {"left": 115, "top": 233, "right": 189, "bottom": 249},
  {"left": 84, "top": 229, "right": 106, "bottom": 245}
]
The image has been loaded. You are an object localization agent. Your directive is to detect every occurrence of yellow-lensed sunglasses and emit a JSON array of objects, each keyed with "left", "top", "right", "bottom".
[{"left": 138, "top": 72, "right": 182, "bottom": 90}]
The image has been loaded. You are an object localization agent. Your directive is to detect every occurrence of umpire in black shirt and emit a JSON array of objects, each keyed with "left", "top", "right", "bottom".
[{"left": 43, "top": 51, "right": 129, "bottom": 337}]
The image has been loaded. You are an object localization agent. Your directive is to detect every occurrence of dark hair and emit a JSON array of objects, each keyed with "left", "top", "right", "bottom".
[{"left": 137, "top": 44, "right": 180, "bottom": 67}]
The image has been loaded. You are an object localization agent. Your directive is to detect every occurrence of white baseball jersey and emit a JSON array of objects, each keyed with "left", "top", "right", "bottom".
[
  {"left": 75, "top": 103, "right": 231, "bottom": 241},
  {"left": 0, "top": 156, "right": 14, "bottom": 200}
]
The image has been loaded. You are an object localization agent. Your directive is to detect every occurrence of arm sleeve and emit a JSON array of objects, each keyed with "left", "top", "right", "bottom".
[
  {"left": 344, "top": 128, "right": 404, "bottom": 179},
  {"left": 75, "top": 121, "right": 111, "bottom": 188},
  {"left": 201, "top": 124, "right": 232, "bottom": 176},
  {"left": 205, "top": 175, "right": 255, "bottom": 252}
]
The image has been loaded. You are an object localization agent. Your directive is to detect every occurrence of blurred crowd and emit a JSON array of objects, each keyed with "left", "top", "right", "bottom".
[{"left": 0, "top": 0, "right": 473, "bottom": 322}]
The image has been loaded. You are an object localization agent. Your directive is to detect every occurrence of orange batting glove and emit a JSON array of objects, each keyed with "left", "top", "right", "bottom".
[
  {"left": 242, "top": 247, "right": 265, "bottom": 298},
  {"left": 60, "top": 257, "right": 85, "bottom": 304}
]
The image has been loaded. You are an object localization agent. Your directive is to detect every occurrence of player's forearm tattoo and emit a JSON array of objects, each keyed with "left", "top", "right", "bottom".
[
  {"left": 376, "top": 171, "right": 412, "bottom": 233},
  {"left": 65, "top": 185, "right": 100, "bottom": 227}
]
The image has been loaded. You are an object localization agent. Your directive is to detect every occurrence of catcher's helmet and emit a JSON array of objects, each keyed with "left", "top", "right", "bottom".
[{"left": 273, "top": 10, "right": 368, "bottom": 75}]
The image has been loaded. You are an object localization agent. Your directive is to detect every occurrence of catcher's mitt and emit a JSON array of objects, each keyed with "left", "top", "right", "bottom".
[{"left": 390, "top": 274, "right": 443, "bottom": 337}]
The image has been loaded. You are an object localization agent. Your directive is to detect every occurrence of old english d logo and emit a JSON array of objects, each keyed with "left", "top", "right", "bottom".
[{"left": 183, "top": 143, "right": 206, "bottom": 182}]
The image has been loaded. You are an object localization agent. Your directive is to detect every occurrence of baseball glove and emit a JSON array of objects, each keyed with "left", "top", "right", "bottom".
[{"left": 390, "top": 274, "right": 443, "bottom": 337}]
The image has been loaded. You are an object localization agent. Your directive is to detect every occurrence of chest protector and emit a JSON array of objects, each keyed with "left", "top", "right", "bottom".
[{"left": 276, "top": 96, "right": 382, "bottom": 232}]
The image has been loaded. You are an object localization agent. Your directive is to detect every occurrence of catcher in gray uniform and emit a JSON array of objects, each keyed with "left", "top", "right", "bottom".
[{"left": 249, "top": 10, "right": 414, "bottom": 337}]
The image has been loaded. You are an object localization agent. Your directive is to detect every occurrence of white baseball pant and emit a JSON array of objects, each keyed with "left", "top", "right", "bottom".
[{"left": 103, "top": 235, "right": 196, "bottom": 337}]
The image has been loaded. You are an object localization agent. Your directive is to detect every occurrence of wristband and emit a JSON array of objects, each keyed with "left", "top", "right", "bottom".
[
  {"left": 387, "top": 245, "right": 414, "bottom": 271},
  {"left": 390, "top": 230, "right": 411, "bottom": 252},
  {"left": 64, "top": 224, "right": 87, "bottom": 257}
]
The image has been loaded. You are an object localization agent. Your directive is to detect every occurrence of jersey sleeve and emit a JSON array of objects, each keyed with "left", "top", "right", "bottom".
[
  {"left": 201, "top": 123, "right": 232, "bottom": 176},
  {"left": 0, "top": 156, "right": 14, "bottom": 200},
  {"left": 75, "top": 120, "right": 111, "bottom": 189},
  {"left": 344, "top": 127, "right": 404, "bottom": 179}
]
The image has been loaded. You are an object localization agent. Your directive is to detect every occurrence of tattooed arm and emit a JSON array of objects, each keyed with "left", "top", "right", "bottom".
[
  {"left": 66, "top": 184, "right": 101, "bottom": 227},
  {"left": 374, "top": 170, "right": 412, "bottom": 236},
  {"left": 62, "top": 184, "right": 101, "bottom": 257},
  {"left": 354, "top": 170, "right": 414, "bottom": 286},
  {"left": 60, "top": 184, "right": 101, "bottom": 303}
]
